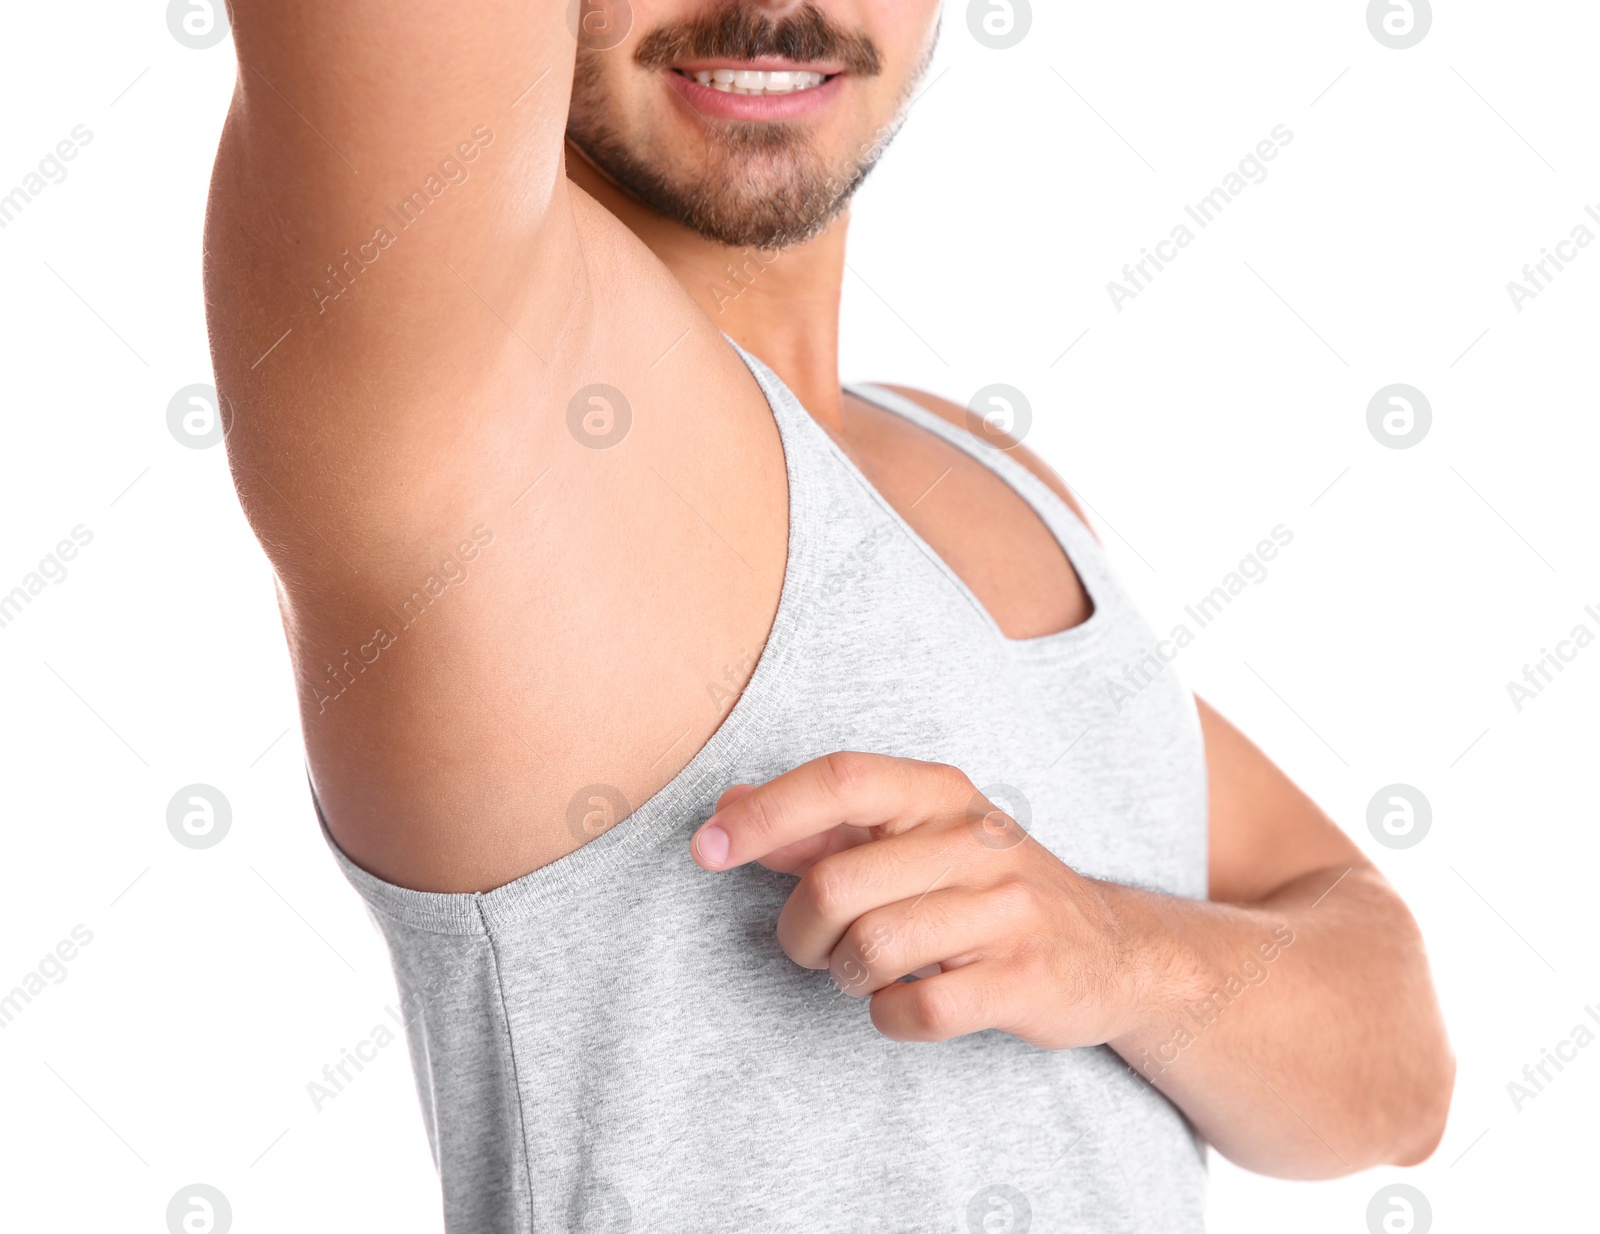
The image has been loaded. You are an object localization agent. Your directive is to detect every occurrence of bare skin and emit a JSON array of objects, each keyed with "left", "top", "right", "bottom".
[{"left": 206, "top": 0, "right": 1452, "bottom": 1180}]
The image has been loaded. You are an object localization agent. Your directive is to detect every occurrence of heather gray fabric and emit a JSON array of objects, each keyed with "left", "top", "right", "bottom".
[{"left": 312, "top": 338, "right": 1210, "bottom": 1233}]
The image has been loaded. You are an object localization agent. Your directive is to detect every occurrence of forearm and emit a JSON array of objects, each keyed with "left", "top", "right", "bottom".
[
  {"left": 688, "top": 748, "right": 1456, "bottom": 1176},
  {"left": 1100, "top": 861, "right": 1454, "bottom": 1177}
]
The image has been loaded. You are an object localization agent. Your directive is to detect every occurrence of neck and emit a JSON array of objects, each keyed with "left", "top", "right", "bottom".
[{"left": 565, "top": 141, "right": 848, "bottom": 431}]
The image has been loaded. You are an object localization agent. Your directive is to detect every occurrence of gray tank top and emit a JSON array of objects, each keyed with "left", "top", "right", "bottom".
[{"left": 312, "top": 339, "right": 1210, "bottom": 1233}]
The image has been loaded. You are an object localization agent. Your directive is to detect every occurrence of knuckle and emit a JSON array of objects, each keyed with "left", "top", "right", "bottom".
[
  {"left": 740, "top": 789, "right": 783, "bottom": 841},
  {"left": 820, "top": 750, "right": 869, "bottom": 801},
  {"left": 989, "top": 875, "right": 1040, "bottom": 921},
  {"left": 801, "top": 856, "right": 852, "bottom": 921},
  {"left": 833, "top": 948, "right": 874, "bottom": 993},
  {"left": 837, "top": 915, "right": 867, "bottom": 958},
  {"left": 837, "top": 916, "right": 897, "bottom": 988},
  {"left": 856, "top": 915, "right": 898, "bottom": 965},
  {"left": 932, "top": 760, "right": 975, "bottom": 798},
  {"left": 909, "top": 982, "right": 960, "bottom": 1039}
]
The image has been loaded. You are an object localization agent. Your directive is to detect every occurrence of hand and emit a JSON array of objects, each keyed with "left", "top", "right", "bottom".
[{"left": 691, "top": 752, "right": 1150, "bottom": 1049}]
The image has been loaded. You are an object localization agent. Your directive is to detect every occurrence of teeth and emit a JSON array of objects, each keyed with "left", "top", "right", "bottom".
[{"left": 686, "top": 69, "right": 827, "bottom": 96}]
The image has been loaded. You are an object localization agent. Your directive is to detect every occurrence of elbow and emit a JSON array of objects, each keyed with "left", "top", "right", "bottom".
[
  {"left": 1368, "top": 880, "right": 1456, "bottom": 1168},
  {"left": 1388, "top": 1038, "right": 1457, "bottom": 1167}
]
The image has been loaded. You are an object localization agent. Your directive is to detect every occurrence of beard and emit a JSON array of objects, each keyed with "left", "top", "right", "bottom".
[
  {"left": 566, "top": 85, "right": 880, "bottom": 250},
  {"left": 566, "top": 3, "right": 926, "bottom": 250}
]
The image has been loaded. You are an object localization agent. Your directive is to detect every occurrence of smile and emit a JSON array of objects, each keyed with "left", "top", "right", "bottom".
[
  {"left": 673, "top": 68, "right": 832, "bottom": 96},
  {"left": 663, "top": 62, "right": 844, "bottom": 121}
]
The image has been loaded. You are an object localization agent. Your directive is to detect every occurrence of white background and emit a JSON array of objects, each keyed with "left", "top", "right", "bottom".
[{"left": 1, "top": 1, "right": 1595, "bottom": 1231}]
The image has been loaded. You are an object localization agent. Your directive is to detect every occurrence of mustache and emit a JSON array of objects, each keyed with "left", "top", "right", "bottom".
[{"left": 634, "top": 2, "right": 883, "bottom": 76}]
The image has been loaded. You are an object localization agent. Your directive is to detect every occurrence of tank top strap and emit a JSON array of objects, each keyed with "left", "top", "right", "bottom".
[{"left": 841, "top": 381, "right": 1124, "bottom": 615}]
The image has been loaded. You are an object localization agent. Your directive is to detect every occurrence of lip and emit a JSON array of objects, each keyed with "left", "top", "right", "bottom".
[
  {"left": 669, "top": 56, "right": 845, "bottom": 75},
  {"left": 664, "top": 68, "right": 844, "bottom": 122}
]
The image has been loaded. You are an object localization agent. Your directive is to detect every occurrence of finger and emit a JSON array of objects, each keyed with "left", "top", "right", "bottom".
[
  {"left": 691, "top": 752, "right": 973, "bottom": 871},
  {"left": 868, "top": 962, "right": 1009, "bottom": 1044},
  {"left": 829, "top": 887, "right": 997, "bottom": 998},
  {"left": 755, "top": 824, "right": 873, "bottom": 878},
  {"left": 777, "top": 820, "right": 974, "bottom": 967},
  {"left": 712, "top": 782, "right": 871, "bottom": 876},
  {"left": 713, "top": 783, "right": 756, "bottom": 812}
]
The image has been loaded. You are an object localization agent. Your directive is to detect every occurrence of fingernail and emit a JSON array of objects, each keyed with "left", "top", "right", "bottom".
[{"left": 695, "top": 823, "right": 730, "bottom": 866}]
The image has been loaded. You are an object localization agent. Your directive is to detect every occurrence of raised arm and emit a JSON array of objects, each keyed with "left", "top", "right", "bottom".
[
  {"left": 204, "top": 2, "right": 788, "bottom": 889},
  {"left": 207, "top": 0, "right": 583, "bottom": 541},
  {"left": 205, "top": 0, "right": 771, "bottom": 574}
]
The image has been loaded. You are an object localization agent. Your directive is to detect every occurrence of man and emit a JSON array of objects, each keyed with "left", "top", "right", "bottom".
[{"left": 205, "top": 2, "right": 1453, "bottom": 1229}]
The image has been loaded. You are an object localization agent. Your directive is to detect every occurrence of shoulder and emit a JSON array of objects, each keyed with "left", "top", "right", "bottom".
[{"left": 868, "top": 384, "right": 1099, "bottom": 541}]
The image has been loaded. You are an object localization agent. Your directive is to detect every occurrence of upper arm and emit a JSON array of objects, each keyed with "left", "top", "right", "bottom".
[
  {"left": 205, "top": 3, "right": 581, "bottom": 545},
  {"left": 1198, "top": 696, "right": 1371, "bottom": 904},
  {"left": 215, "top": 0, "right": 573, "bottom": 270},
  {"left": 211, "top": 0, "right": 578, "bottom": 350},
  {"left": 204, "top": 3, "right": 754, "bottom": 603}
]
